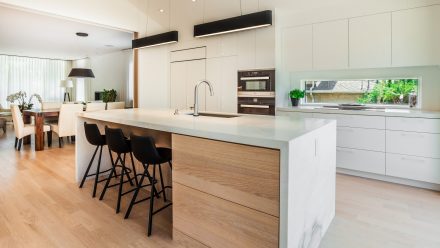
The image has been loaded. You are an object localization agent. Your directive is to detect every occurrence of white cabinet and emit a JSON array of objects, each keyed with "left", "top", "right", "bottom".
[
  {"left": 386, "top": 117, "right": 440, "bottom": 133},
  {"left": 313, "top": 19, "right": 349, "bottom": 70},
  {"left": 387, "top": 154, "right": 440, "bottom": 184},
  {"left": 170, "top": 59, "right": 206, "bottom": 110},
  {"left": 282, "top": 25, "right": 313, "bottom": 71},
  {"left": 337, "top": 148, "right": 385, "bottom": 175},
  {"left": 206, "top": 56, "right": 238, "bottom": 113},
  {"left": 392, "top": 5, "right": 440, "bottom": 67},
  {"left": 386, "top": 130, "right": 440, "bottom": 158},
  {"left": 349, "top": 13, "right": 392, "bottom": 68},
  {"left": 313, "top": 113, "right": 385, "bottom": 129},
  {"left": 337, "top": 127, "right": 385, "bottom": 152}
]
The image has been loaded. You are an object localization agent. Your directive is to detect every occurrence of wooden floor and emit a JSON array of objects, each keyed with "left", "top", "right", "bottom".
[{"left": 1, "top": 124, "right": 440, "bottom": 248}]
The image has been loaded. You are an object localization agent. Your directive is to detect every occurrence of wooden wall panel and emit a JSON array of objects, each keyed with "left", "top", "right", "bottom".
[
  {"left": 173, "top": 183, "right": 279, "bottom": 248},
  {"left": 172, "top": 134, "right": 280, "bottom": 216}
]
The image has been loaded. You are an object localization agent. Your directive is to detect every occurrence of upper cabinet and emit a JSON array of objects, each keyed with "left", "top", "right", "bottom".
[
  {"left": 313, "top": 19, "right": 349, "bottom": 70},
  {"left": 282, "top": 25, "right": 313, "bottom": 72},
  {"left": 392, "top": 5, "right": 440, "bottom": 67},
  {"left": 349, "top": 13, "right": 392, "bottom": 69}
]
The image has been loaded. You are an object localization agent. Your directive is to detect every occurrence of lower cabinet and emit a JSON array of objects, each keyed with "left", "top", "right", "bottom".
[
  {"left": 386, "top": 130, "right": 440, "bottom": 158},
  {"left": 337, "top": 127, "right": 385, "bottom": 152},
  {"left": 337, "top": 148, "right": 385, "bottom": 174},
  {"left": 387, "top": 154, "right": 440, "bottom": 184}
]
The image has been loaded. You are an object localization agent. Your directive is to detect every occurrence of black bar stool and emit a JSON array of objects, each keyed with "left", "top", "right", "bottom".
[
  {"left": 99, "top": 126, "right": 139, "bottom": 213},
  {"left": 79, "top": 122, "right": 112, "bottom": 197},
  {"left": 124, "top": 134, "right": 172, "bottom": 236}
]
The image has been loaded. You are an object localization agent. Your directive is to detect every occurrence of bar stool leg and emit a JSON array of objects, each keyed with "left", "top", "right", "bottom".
[
  {"left": 158, "top": 164, "right": 167, "bottom": 202},
  {"left": 123, "top": 153, "right": 134, "bottom": 187},
  {"left": 99, "top": 149, "right": 117, "bottom": 200},
  {"left": 92, "top": 145, "right": 103, "bottom": 197},
  {"left": 79, "top": 145, "right": 99, "bottom": 188},
  {"left": 116, "top": 153, "right": 126, "bottom": 214},
  {"left": 129, "top": 152, "right": 139, "bottom": 186},
  {"left": 124, "top": 164, "right": 148, "bottom": 219},
  {"left": 14, "top": 137, "right": 18, "bottom": 148},
  {"left": 147, "top": 164, "right": 157, "bottom": 236}
]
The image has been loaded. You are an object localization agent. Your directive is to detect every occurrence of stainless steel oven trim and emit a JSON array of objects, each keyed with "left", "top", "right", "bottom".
[
  {"left": 240, "top": 76, "right": 270, "bottom": 80},
  {"left": 238, "top": 91, "right": 275, "bottom": 98},
  {"left": 240, "top": 104, "right": 270, "bottom": 109}
]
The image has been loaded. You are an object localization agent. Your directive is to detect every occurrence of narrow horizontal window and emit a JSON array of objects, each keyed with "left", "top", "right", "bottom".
[{"left": 302, "top": 79, "right": 419, "bottom": 107}]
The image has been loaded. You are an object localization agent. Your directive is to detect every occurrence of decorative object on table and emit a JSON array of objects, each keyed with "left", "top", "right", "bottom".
[
  {"left": 7, "top": 91, "right": 42, "bottom": 112},
  {"left": 60, "top": 80, "right": 74, "bottom": 102},
  {"left": 68, "top": 68, "right": 95, "bottom": 78},
  {"left": 289, "top": 89, "right": 305, "bottom": 107},
  {"left": 102, "top": 89, "right": 117, "bottom": 103},
  {"left": 409, "top": 91, "right": 417, "bottom": 108}
]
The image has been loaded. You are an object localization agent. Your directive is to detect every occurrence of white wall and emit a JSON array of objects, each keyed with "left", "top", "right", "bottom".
[
  {"left": 275, "top": 0, "right": 440, "bottom": 111},
  {"left": 89, "top": 50, "right": 133, "bottom": 106}
]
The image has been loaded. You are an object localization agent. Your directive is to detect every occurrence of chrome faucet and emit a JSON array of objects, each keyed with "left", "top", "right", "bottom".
[{"left": 194, "top": 80, "right": 214, "bottom": 116}]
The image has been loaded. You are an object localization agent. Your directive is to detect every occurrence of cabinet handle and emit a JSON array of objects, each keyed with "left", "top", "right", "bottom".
[{"left": 240, "top": 104, "right": 270, "bottom": 109}]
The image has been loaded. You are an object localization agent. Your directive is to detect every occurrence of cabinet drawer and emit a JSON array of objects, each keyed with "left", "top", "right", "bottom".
[
  {"left": 386, "top": 131, "right": 440, "bottom": 158},
  {"left": 314, "top": 113, "right": 385, "bottom": 129},
  {"left": 337, "top": 127, "right": 385, "bottom": 152},
  {"left": 337, "top": 148, "right": 385, "bottom": 174},
  {"left": 387, "top": 154, "right": 440, "bottom": 184},
  {"left": 386, "top": 117, "right": 440, "bottom": 133}
]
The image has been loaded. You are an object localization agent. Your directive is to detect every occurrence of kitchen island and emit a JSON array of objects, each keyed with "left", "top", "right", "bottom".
[{"left": 75, "top": 108, "right": 336, "bottom": 248}]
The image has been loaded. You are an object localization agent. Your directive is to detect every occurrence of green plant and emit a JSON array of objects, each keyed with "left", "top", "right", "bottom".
[
  {"left": 357, "top": 79, "right": 418, "bottom": 105},
  {"left": 102, "top": 89, "right": 117, "bottom": 103},
  {"left": 289, "top": 89, "right": 305, "bottom": 99},
  {"left": 7, "top": 91, "right": 42, "bottom": 112}
]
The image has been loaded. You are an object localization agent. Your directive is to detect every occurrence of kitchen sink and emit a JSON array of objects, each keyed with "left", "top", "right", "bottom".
[{"left": 186, "top": 112, "right": 240, "bottom": 118}]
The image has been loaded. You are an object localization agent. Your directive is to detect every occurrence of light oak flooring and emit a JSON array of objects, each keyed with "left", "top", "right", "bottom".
[{"left": 1, "top": 124, "right": 440, "bottom": 248}]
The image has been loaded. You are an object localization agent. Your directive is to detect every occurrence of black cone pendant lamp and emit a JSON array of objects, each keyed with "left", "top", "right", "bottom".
[
  {"left": 68, "top": 68, "right": 95, "bottom": 78},
  {"left": 194, "top": 10, "right": 272, "bottom": 38}
]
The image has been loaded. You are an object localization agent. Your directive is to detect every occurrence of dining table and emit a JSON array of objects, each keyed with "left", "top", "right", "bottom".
[{"left": 23, "top": 108, "right": 60, "bottom": 151}]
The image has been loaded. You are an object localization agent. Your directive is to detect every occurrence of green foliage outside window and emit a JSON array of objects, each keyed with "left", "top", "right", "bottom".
[{"left": 357, "top": 79, "right": 418, "bottom": 105}]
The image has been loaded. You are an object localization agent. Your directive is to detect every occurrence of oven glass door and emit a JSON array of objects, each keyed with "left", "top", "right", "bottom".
[{"left": 245, "top": 80, "right": 267, "bottom": 91}]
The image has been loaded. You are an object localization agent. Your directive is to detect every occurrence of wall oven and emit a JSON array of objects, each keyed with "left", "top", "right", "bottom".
[{"left": 237, "top": 69, "right": 275, "bottom": 116}]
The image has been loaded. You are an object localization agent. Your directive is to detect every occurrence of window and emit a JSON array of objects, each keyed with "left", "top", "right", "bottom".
[
  {"left": 303, "top": 78, "right": 419, "bottom": 106},
  {"left": 0, "top": 55, "right": 70, "bottom": 107}
]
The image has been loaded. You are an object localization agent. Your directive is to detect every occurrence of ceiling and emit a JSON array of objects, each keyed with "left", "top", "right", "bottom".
[{"left": 0, "top": 5, "right": 133, "bottom": 60}]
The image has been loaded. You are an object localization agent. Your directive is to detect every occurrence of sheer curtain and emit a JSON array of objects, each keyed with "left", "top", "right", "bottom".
[{"left": 0, "top": 55, "right": 71, "bottom": 108}]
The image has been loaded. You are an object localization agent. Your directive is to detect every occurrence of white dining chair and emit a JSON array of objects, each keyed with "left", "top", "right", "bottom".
[
  {"left": 11, "top": 105, "right": 51, "bottom": 151},
  {"left": 86, "top": 102, "right": 106, "bottom": 112},
  {"left": 50, "top": 104, "right": 83, "bottom": 148},
  {"left": 41, "top": 102, "right": 62, "bottom": 110},
  {"left": 106, "top": 102, "right": 125, "bottom": 110}
]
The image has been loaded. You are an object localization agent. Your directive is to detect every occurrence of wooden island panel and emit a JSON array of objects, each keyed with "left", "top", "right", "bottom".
[{"left": 172, "top": 134, "right": 280, "bottom": 247}]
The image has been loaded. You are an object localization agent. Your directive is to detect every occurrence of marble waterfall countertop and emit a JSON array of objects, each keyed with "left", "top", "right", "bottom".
[{"left": 78, "top": 108, "right": 335, "bottom": 149}]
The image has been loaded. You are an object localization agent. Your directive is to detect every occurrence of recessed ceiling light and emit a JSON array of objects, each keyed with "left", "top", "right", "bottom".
[
  {"left": 159, "top": 9, "right": 164, "bottom": 13},
  {"left": 192, "top": 0, "right": 197, "bottom": 2},
  {"left": 76, "top": 32, "right": 88, "bottom": 37}
]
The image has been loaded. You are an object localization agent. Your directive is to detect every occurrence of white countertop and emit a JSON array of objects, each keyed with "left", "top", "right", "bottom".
[
  {"left": 278, "top": 106, "right": 440, "bottom": 119},
  {"left": 78, "top": 108, "right": 335, "bottom": 149}
]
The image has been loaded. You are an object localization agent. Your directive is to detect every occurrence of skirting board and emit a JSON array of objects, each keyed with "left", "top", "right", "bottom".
[{"left": 337, "top": 168, "right": 440, "bottom": 191}]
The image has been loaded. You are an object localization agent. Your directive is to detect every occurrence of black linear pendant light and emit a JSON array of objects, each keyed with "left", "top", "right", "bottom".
[
  {"left": 132, "top": 31, "right": 179, "bottom": 49},
  {"left": 194, "top": 10, "right": 272, "bottom": 38}
]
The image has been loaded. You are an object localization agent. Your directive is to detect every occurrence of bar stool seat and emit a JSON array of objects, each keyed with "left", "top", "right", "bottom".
[{"left": 124, "top": 134, "right": 172, "bottom": 236}]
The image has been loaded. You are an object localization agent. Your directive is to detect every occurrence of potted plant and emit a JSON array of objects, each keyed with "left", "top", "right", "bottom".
[
  {"left": 102, "top": 89, "right": 117, "bottom": 103},
  {"left": 7, "top": 91, "right": 42, "bottom": 112},
  {"left": 289, "top": 89, "right": 305, "bottom": 107}
]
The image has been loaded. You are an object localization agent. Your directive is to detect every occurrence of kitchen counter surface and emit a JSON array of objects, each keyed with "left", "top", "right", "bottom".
[
  {"left": 278, "top": 106, "right": 440, "bottom": 118},
  {"left": 78, "top": 108, "right": 334, "bottom": 149}
]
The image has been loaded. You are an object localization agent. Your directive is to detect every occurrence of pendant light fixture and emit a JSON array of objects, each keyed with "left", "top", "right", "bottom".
[
  {"left": 68, "top": 68, "right": 95, "bottom": 78},
  {"left": 194, "top": 1, "right": 272, "bottom": 38},
  {"left": 132, "top": 0, "right": 178, "bottom": 49}
]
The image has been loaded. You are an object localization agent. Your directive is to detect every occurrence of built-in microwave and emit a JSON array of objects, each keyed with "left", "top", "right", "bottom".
[{"left": 238, "top": 69, "right": 275, "bottom": 93}]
